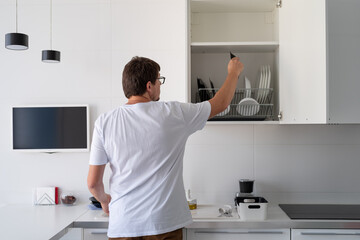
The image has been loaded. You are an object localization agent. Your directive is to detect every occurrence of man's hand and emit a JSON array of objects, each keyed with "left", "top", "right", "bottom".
[
  {"left": 228, "top": 57, "right": 244, "bottom": 77},
  {"left": 100, "top": 193, "right": 111, "bottom": 215},
  {"left": 87, "top": 164, "right": 111, "bottom": 214}
]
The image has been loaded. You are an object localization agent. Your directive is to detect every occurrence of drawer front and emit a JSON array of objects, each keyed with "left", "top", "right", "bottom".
[
  {"left": 292, "top": 229, "right": 360, "bottom": 240},
  {"left": 83, "top": 228, "right": 108, "bottom": 240},
  {"left": 187, "top": 229, "right": 290, "bottom": 240},
  {"left": 83, "top": 228, "right": 186, "bottom": 240}
]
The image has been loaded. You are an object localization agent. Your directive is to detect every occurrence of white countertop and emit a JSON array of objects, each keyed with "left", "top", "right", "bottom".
[
  {"left": 2, "top": 203, "right": 360, "bottom": 239},
  {"left": 0, "top": 203, "right": 88, "bottom": 240},
  {"left": 187, "top": 204, "right": 360, "bottom": 229},
  {"left": 74, "top": 204, "right": 360, "bottom": 229}
]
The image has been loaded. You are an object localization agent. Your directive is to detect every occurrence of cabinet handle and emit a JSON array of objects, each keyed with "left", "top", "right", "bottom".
[
  {"left": 247, "top": 231, "right": 284, "bottom": 234},
  {"left": 301, "top": 232, "right": 360, "bottom": 236},
  {"left": 90, "top": 230, "right": 108, "bottom": 234},
  {"left": 195, "top": 231, "right": 283, "bottom": 234}
]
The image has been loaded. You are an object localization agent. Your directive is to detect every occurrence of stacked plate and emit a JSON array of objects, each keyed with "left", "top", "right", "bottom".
[{"left": 256, "top": 65, "right": 271, "bottom": 104}]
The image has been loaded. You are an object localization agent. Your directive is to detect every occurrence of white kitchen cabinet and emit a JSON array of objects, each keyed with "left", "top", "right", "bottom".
[
  {"left": 83, "top": 228, "right": 108, "bottom": 240},
  {"left": 189, "top": 0, "right": 360, "bottom": 124},
  {"left": 58, "top": 228, "right": 82, "bottom": 240},
  {"left": 187, "top": 228, "right": 290, "bottom": 240},
  {"left": 189, "top": 0, "right": 280, "bottom": 122},
  {"left": 292, "top": 229, "right": 360, "bottom": 240},
  {"left": 82, "top": 228, "right": 187, "bottom": 240},
  {"left": 278, "top": 0, "right": 326, "bottom": 124},
  {"left": 279, "top": 0, "right": 360, "bottom": 124}
]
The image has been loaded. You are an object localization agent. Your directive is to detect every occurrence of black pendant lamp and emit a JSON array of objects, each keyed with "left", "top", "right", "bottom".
[
  {"left": 5, "top": 0, "right": 29, "bottom": 50},
  {"left": 42, "top": 0, "right": 60, "bottom": 63},
  {"left": 42, "top": 50, "right": 60, "bottom": 63}
]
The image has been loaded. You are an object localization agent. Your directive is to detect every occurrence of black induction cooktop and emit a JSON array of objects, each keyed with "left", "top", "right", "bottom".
[{"left": 279, "top": 204, "right": 360, "bottom": 220}]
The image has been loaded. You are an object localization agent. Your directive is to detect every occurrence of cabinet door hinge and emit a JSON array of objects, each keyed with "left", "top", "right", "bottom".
[
  {"left": 276, "top": 0, "right": 282, "bottom": 8},
  {"left": 278, "top": 111, "right": 283, "bottom": 120}
]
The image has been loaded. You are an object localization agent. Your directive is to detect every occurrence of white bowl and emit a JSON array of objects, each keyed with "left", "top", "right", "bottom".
[{"left": 236, "top": 98, "right": 260, "bottom": 116}]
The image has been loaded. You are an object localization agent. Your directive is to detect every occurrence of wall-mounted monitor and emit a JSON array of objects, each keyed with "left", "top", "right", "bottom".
[{"left": 12, "top": 105, "right": 89, "bottom": 152}]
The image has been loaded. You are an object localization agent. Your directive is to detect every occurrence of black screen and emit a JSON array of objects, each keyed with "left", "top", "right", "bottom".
[{"left": 13, "top": 107, "right": 88, "bottom": 150}]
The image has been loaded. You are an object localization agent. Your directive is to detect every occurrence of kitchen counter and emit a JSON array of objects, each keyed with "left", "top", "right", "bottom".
[
  {"left": 187, "top": 204, "right": 360, "bottom": 229},
  {"left": 75, "top": 204, "right": 360, "bottom": 229},
  {"left": 2, "top": 203, "right": 360, "bottom": 240},
  {"left": 0, "top": 203, "right": 88, "bottom": 240},
  {"left": 74, "top": 206, "right": 109, "bottom": 229},
  {"left": 74, "top": 204, "right": 360, "bottom": 229}
]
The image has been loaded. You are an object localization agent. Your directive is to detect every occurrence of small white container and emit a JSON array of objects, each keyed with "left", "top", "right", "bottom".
[{"left": 235, "top": 197, "right": 268, "bottom": 220}]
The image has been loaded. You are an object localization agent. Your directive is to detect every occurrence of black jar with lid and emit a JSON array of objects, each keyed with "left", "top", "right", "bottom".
[{"left": 239, "top": 179, "right": 254, "bottom": 194}]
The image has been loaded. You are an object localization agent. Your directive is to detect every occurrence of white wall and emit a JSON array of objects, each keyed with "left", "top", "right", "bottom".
[
  {"left": 1, "top": 0, "right": 360, "bottom": 206},
  {"left": 0, "top": 0, "right": 187, "bottom": 204},
  {"left": 185, "top": 124, "right": 360, "bottom": 204}
]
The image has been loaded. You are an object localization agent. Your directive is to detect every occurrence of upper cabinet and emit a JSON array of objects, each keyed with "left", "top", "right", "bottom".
[
  {"left": 189, "top": 0, "right": 280, "bottom": 122},
  {"left": 279, "top": 0, "right": 327, "bottom": 124},
  {"left": 327, "top": 0, "right": 360, "bottom": 124},
  {"left": 279, "top": 0, "right": 360, "bottom": 124},
  {"left": 189, "top": 0, "right": 360, "bottom": 124}
]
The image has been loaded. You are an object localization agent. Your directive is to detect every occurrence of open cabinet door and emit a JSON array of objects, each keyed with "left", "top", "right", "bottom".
[{"left": 279, "top": 0, "right": 327, "bottom": 124}]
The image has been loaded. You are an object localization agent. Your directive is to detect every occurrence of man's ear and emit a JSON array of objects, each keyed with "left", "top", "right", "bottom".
[{"left": 146, "top": 81, "right": 152, "bottom": 91}]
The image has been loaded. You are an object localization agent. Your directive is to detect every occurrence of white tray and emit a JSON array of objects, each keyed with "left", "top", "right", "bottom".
[{"left": 190, "top": 205, "right": 239, "bottom": 219}]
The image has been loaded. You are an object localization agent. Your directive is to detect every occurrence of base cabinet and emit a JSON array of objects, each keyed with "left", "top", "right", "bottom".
[
  {"left": 79, "top": 228, "right": 360, "bottom": 240},
  {"left": 83, "top": 228, "right": 108, "bottom": 240},
  {"left": 82, "top": 228, "right": 186, "bottom": 240},
  {"left": 58, "top": 228, "right": 82, "bottom": 240},
  {"left": 292, "top": 229, "right": 360, "bottom": 240},
  {"left": 186, "top": 229, "right": 290, "bottom": 240}
]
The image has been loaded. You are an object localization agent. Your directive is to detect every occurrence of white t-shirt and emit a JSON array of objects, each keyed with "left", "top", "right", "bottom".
[{"left": 89, "top": 101, "right": 211, "bottom": 238}]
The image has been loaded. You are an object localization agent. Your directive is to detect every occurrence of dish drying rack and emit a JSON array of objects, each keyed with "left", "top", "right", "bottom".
[{"left": 196, "top": 88, "right": 274, "bottom": 121}]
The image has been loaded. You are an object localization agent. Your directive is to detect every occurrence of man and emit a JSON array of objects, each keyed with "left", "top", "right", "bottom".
[{"left": 87, "top": 56, "right": 243, "bottom": 240}]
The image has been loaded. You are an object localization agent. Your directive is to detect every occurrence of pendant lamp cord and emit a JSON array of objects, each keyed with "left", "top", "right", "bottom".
[
  {"left": 50, "top": 0, "right": 52, "bottom": 50},
  {"left": 16, "top": 0, "right": 18, "bottom": 32}
]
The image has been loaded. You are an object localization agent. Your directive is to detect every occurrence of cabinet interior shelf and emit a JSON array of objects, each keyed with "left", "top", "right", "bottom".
[
  {"left": 191, "top": 0, "right": 277, "bottom": 13},
  {"left": 191, "top": 42, "right": 279, "bottom": 53}
]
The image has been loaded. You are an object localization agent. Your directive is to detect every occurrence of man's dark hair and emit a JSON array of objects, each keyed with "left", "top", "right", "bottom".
[{"left": 122, "top": 56, "right": 161, "bottom": 98}]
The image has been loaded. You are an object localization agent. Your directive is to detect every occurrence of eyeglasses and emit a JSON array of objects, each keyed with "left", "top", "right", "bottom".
[{"left": 157, "top": 76, "right": 166, "bottom": 85}]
